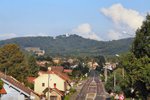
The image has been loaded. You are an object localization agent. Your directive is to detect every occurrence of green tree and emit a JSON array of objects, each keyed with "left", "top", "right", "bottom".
[
  {"left": 26, "top": 55, "right": 40, "bottom": 77},
  {"left": 132, "top": 14, "right": 150, "bottom": 58},
  {"left": 0, "top": 44, "right": 27, "bottom": 82},
  {"left": 119, "top": 14, "right": 150, "bottom": 99},
  {"left": 131, "top": 14, "right": 150, "bottom": 99},
  {"left": 0, "top": 79, "right": 3, "bottom": 90}
]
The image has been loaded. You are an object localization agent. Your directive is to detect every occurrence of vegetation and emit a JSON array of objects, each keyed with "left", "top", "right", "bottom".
[
  {"left": 72, "top": 62, "right": 89, "bottom": 78},
  {"left": 105, "top": 14, "right": 150, "bottom": 99},
  {"left": 0, "top": 79, "right": 3, "bottom": 90},
  {"left": 0, "top": 34, "right": 133, "bottom": 56},
  {"left": 0, "top": 44, "right": 40, "bottom": 84}
]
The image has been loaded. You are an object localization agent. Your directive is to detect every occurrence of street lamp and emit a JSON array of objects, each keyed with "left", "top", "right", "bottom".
[{"left": 48, "top": 74, "right": 50, "bottom": 100}]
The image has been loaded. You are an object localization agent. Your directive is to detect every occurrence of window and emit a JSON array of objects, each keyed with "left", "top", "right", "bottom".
[
  {"left": 42, "top": 83, "right": 45, "bottom": 87},
  {"left": 50, "top": 96, "right": 57, "bottom": 100}
]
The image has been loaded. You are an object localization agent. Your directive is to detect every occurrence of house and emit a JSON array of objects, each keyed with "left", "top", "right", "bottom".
[
  {"left": 50, "top": 66, "right": 64, "bottom": 72},
  {"left": 36, "top": 61, "right": 50, "bottom": 67},
  {"left": 25, "top": 47, "right": 45, "bottom": 56},
  {"left": 105, "top": 62, "right": 117, "bottom": 70},
  {"left": 52, "top": 58, "right": 61, "bottom": 65},
  {"left": 0, "top": 87, "right": 7, "bottom": 97},
  {"left": 87, "top": 62, "right": 99, "bottom": 69},
  {"left": 27, "top": 77, "right": 36, "bottom": 84},
  {"left": 0, "top": 72, "right": 40, "bottom": 100},
  {"left": 34, "top": 67, "right": 71, "bottom": 100},
  {"left": 63, "top": 69, "right": 72, "bottom": 74}
]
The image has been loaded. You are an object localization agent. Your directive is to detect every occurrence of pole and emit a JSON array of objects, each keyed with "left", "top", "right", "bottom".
[
  {"left": 48, "top": 74, "right": 50, "bottom": 100},
  {"left": 104, "top": 66, "right": 107, "bottom": 82},
  {"left": 122, "top": 67, "right": 124, "bottom": 79},
  {"left": 4, "top": 68, "right": 6, "bottom": 79},
  {"left": 114, "top": 72, "right": 116, "bottom": 90}
]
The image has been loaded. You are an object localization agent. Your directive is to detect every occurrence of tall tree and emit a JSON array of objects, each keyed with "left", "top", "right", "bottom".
[
  {"left": 26, "top": 55, "right": 39, "bottom": 77},
  {"left": 132, "top": 14, "right": 150, "bottom": 58},
  {"left": 0, "top": 44, "right": 27, "bottom": 82},
  {"left": 120, "top": 14, "right": 150, "bottom": 99}
]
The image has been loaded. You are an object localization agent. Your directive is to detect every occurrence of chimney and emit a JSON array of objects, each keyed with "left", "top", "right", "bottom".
[
  {"left": 48, "top": 67, "right": 51, "bottom": 71},
  {"left": 54, "top": 83, "right": 56, "bottom": 88}
]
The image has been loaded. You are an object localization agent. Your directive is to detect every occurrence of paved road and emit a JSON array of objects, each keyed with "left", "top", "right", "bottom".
[{"left": 76, "top": 70, "right": 110, "bottom": 100}]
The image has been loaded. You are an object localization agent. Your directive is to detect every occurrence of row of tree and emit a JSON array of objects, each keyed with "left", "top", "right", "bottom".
[{"left": 105, "top": 14, "right": 150, "bottom": 99}]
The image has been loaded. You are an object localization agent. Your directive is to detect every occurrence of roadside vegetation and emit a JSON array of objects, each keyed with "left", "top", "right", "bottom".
[{"left": 105, "top": 14, "right": 150, "bottom": 99}]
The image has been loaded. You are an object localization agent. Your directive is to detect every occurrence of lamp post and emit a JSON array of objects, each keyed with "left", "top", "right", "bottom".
[
  {"left": 48, "top": 74, "right": 50, "bottom": 100},
  {"left": 114, "top": 72, "right": 116, "bottom": 90},
  {"left": 114, "top": 54, "right": 119, "bottom": 90},
  {"left": 104, "top": 65, "right": 107, "bottom": 82},
  {"left": 116, "top": 54, "right": 124, "bottom": 79}
]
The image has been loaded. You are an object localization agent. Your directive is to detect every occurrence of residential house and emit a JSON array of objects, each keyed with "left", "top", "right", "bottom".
[
  {"left": 0, "top": 72, "right": 40, "bottom": 100},
  {"left": 105, "top": 62, "right": 117, "bottom": 70},
  {"left": 87, "top": 62, "right": 99, "bottom": 70},
  {"left": 63, "top": 69, "right": 72, "bottom": 74},
  {"left": 25, "top": 47, "right": 45, "bottom": 56},
  {"left": 34, "top": 67, "right": 71, "bottom": 100},
  {"left": 36, "top": 61, "right": 50, "bottom": 67},
  {"left": 52, "top": 58, "right": 61, "bottom": 65}
]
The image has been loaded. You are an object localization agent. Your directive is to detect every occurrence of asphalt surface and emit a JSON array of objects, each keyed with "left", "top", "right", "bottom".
[{"left": 76, "top": 70, "right": 110, "bottom": 100}]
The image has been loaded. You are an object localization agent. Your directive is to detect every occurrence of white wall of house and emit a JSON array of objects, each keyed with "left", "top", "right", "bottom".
[
  {"left": 34, "top": 74, "right": 66, "bottom": 94},
  {"left": 1, "top": 84, "right": 25, "bottom": 100}
]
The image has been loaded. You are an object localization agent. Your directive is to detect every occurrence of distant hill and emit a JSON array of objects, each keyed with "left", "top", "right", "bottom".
[{"left": 0, "top": 34, "right": 133, "bottom": 56}]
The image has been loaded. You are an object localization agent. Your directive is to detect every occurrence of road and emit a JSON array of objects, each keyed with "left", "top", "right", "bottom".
[{"left": 76, "top": 70, "right": 110, "bottom": 100}]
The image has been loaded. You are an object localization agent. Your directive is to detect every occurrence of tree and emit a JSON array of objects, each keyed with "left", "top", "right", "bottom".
[
  {"left": 26, "top": 55, "right": 40, "bottom": 77},
  {"left": 0, "top": 44, "right": 40, "bottom": 83},
  {"left": 131, "top": 14, "right": 150, "bottom": 99},
  {"left": 0, "top": 79, "right": 3, "bottom": 90},
  {"left": 132, "top": 14, "right": 150, "bottom": 58},
  {"left": 119, "top": 14, "right": 150, "bottom": 99},
  {"left": 94, "top": 55, "right": 105, "bottom": 67},
  {"left": 0, "top": 44, "right": 27, "bottom": 82}
]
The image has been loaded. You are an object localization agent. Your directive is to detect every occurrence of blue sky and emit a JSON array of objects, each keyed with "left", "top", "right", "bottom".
[{"left": 0, "top": 0, "right": 150, "bottom": 40}]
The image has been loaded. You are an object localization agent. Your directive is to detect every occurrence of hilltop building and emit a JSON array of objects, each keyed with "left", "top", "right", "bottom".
[{"left": 25, "top": 47, "right": 45, "bottom": 56}]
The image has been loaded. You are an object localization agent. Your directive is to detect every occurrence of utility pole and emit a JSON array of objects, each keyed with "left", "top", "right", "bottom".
[
  {"left": 104, "top": 65, "right": 107, "bottom": 82},
  {"left": 48, "top": 74, "right": 50, "bottom": 100},
  {"left": 4, "top": 68, "right": 7, "bottom": 79},
  {"left": 122, "top": 67, "right": 125, "bottom": 79},
  {"left": 114, "top": 72, "right": 116, "bottom": 90}
]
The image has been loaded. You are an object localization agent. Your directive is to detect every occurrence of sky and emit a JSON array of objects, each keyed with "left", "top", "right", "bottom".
[{"left": 0, "top": 0, "right": 150, "bottom": 41}]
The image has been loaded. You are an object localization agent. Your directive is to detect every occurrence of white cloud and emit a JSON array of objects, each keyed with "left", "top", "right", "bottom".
[
  {"left": 101, "top": 3, "right": 144, "bottom": 31},
  {"left": 107, "top": 30, "right": 121, "bottom": 40},
  {"left": 73, "top": 23, "right": 102, "bottom": 40},
  {"left": 100, "top": 3, "right": 145, "bottom": 40},
  {"left": 24, "top": 33, "right": 49, "bottom": 37},
  {"left": 0, "top": 33, "right": 17, "bottom": 40}
]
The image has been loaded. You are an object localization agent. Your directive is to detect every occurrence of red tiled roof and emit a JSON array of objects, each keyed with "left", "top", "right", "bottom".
[
  {"left": 27, "top": 77, "right": 36, "bottom": 84},
  {"left": 38, "top": 70, "right": 70, "bottom": 82},
  {"left": 0, "top": 87, "right": 7, "bottom": 94},
  {"left": 53, "top": 71, "right": 70, "bottom": 81},
  {"left": 39, "top": 70, "right": 54, "bottom": 75},
  {"left": 0, "top": 72, "right": 39, "bottom": 97},
  {"left": 51, "top": 66, "right": 64, "bottom": 72},
  {"left": 43, "top": 87, "right": 64, "bottom": 96},
  {"left": 63, "top": 69, "right": 72, "bottom": 73}
]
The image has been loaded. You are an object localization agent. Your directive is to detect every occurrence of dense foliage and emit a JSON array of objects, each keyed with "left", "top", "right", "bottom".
[
  {"left": 0, "top": 79, "right": 3, "bottom": 90},
  {"left": 0, "top": 35, "right": 133, "bottom": 56},
  {"left": 105, "top": 14, "right": 150, "bottom": 99},
  {"left": 0, "top": 44, "right": 39, "bottom": 83},
  {"left": 72, "top": 62, "right": 89, "bottom": 78}
]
